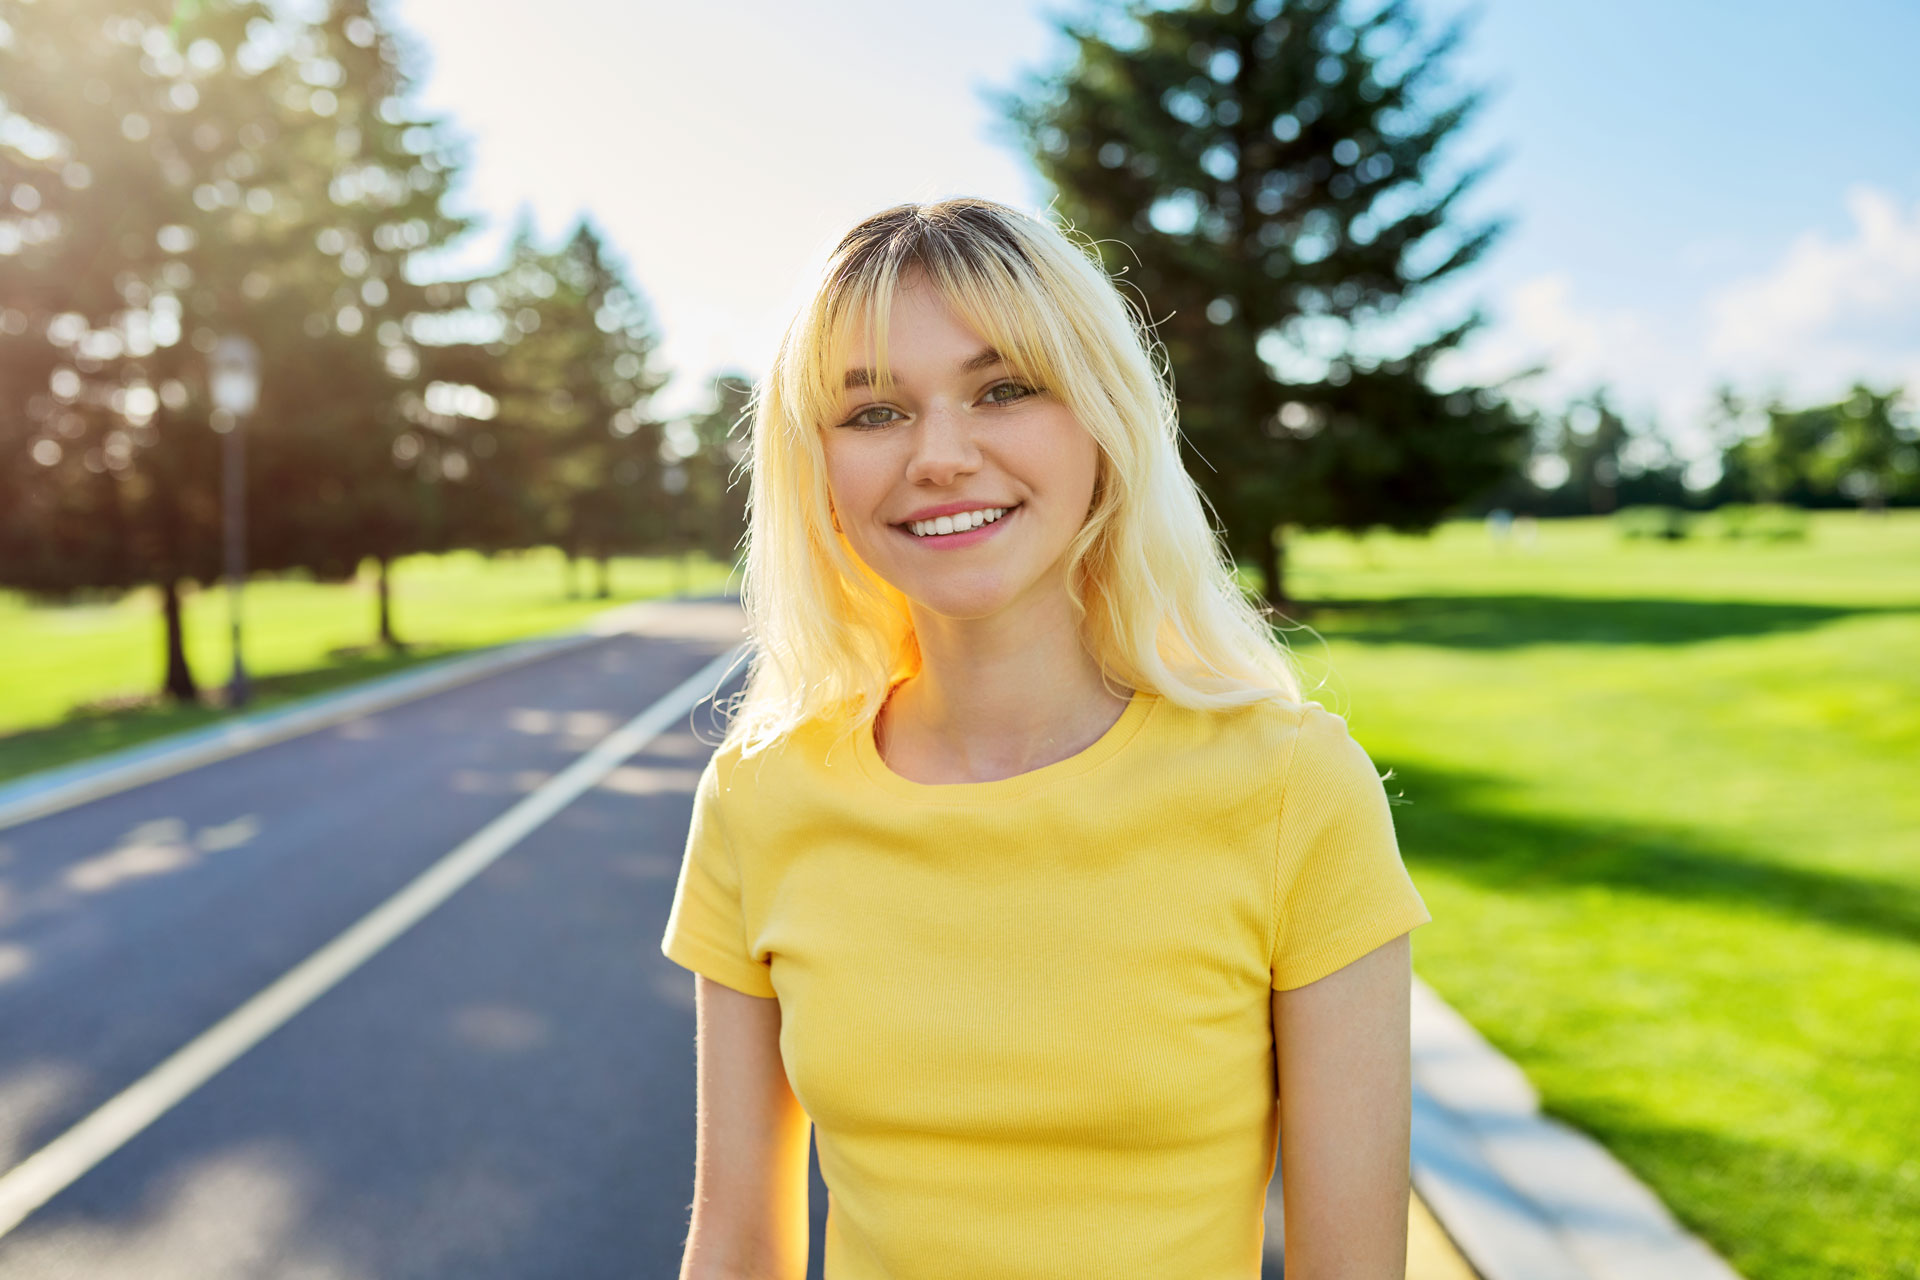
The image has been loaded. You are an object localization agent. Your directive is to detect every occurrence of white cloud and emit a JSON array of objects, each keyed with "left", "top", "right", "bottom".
[
  {"left": 1428, "top": 185, "right": 1920, "bottom": 460},
  {"left": 1430, "top": 272, "right": 1703, "bottom": 439},
  {"left": 1705, "top": 184, "right": 1920, "bottom": 400}
]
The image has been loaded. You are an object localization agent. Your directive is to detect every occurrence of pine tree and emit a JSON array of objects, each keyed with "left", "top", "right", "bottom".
[
  {"left": 482, "top": 214, "right": 671, "bottom": 599},
  {"left": 998, "top": 0, "right": 1529, "bottom": 604},
  {"left": 247, "top": 0, "right": 481, "bottom": 648},
  {"left": 554, "top": 218, "right": 671, "bottom": 598}
]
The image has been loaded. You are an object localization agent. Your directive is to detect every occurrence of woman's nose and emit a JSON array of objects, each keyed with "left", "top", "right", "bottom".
[{"left": 904, "top": 403, "right": 982, "bottom": 485}]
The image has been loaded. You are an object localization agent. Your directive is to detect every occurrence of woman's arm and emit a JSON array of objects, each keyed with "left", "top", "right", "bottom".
[
  {"left": 678, "top": 974, "right": 812, "bottom": 1280},
  {"left": 1271, "top": 931, "right": 1414, "bottom": 1280}
]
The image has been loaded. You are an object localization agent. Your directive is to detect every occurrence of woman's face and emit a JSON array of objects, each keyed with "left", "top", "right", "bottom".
[{"left": 819, "top": 273, "right": 1102, "bottom": 622}]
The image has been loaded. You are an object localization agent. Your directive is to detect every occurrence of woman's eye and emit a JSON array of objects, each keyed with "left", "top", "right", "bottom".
[
  {"left": 844, "top": 405, "right": 901, "bottom": 429},
  {"left": 985, "top": 381, "right": 1036, "bottom": 404}
]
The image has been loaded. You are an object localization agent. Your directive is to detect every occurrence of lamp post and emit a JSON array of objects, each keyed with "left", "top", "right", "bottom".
[{"left": 209, "top": 335, "right": 260, "bottom": 710}]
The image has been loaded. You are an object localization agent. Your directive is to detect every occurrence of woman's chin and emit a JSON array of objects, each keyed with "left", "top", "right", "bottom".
[{"left": 898, "top": 576, "right": 1027, "bottom": 622}]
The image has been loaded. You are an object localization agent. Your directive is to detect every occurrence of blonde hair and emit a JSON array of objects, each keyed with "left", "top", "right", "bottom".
[{"left": 717, "top": 196, "right": 1303, "bottom": 758}]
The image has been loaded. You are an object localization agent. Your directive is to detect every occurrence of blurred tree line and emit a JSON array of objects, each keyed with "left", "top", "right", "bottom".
[
  {"left": 1470, "top": 379, "right": 1920, "bottom": 519},
  {"left": 1709, "top": 383, "right": 1917, "bottom": 512},
  {"left": 0, "top": 0, "right": 750, "bottom": 703}
]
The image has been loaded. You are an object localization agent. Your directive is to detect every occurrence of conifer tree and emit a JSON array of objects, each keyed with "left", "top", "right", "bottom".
[
  {"left": 252, "top": 0, "right": 479, "bottom": 648},
  {"left": 481, "top": 214, "right": 672, "bottom": 599},
  {"left": 998, "top": 0, "right": 1528, "bottom": 603},
  {"left": 553, "top": 219, "right": 671, "bottom": 597}
]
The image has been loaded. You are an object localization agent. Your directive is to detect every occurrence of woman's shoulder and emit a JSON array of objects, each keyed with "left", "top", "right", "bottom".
[
  {"left": 1154, "top": 689, "right": 1347, "bottom": 752},
  {"left": 701, "top": 713, "right": 857, "bottom": 802},
  {"left": 1147, "top": 691, "right": 1380, "bottom": 795},
  {"left": 1256, "top": 698, "right": 1389, "bottom": 803},
  {"left": 1113, "top": 692, "right": 1322, "bottom": 795}
]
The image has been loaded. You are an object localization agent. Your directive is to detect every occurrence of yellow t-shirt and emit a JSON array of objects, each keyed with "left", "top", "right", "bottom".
[{"left": 661, "top": 686, "right": 1432, "bottom": 1279}]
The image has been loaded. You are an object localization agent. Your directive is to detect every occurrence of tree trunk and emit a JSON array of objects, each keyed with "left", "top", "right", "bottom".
[
  {"left": 1255, "top": 525, "right": 1289, "bottom": 611},
  {"left": 160, "top": 576, "right": 200, "bottom": 704},
  {"left": 595, "top": 554, "right": 610, "bottom": 599},
  {"left": 376, "top": 553, "right": 402, "bottom": 649},
  {"left": 563, "top": 548, "right": 577, "bottom": 600}
]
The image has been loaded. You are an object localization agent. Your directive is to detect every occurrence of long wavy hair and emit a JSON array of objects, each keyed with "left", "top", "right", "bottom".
[{"left": 716, "top": 196, "right": 1304, "bottom": 759}]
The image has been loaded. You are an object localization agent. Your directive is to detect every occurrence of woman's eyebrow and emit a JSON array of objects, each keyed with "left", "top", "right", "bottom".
[{"left": 842, "top": 347, "right": 1006, "bottom": 391}]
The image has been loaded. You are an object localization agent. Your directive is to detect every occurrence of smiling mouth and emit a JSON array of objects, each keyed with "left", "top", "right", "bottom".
[{"left": 895, "top": 503, "right": 1021, "bottom": 539}]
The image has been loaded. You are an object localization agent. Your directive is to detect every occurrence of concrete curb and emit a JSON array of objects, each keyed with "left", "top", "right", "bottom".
[
  {"left": 1409, "top": 976, "right": 1745, "bottom": 1280},
  {"left": 0, "top": 591, "right": 745, "bottom": 833}
]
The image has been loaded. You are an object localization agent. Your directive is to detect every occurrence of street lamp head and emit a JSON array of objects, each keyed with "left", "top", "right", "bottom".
[{"left": 210, "top": 334, "right": 261, "bottom": 417}]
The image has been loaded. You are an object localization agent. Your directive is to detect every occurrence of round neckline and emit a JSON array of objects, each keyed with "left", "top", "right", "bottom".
[{"left": 855, "top": 684, "right": 1157, "bottom": 804}]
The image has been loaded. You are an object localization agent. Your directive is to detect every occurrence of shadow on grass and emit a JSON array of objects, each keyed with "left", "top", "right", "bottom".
[
  {"left": 1293, "top": 595, "right": 1913, "bottom": 649},
  {"left": 1518, "top": 1094, "right": 1918, "bottom": 1280},
  {"left": 1391, "top": 759, "right": 1920, "bottom": 946},
  {"left": 0, "top": 640, "right": 496, "bottom": 789},
  {"left": 1399, "top": 758, "right": 1920, "bottom": 1274}
]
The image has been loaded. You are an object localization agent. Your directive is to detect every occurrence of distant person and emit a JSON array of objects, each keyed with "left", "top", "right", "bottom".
[
  {"left": 661, "top": 197, "right": 1431, "bottom": 1279},
  {"left": 1514, "top": 511, "right": 1539, "bottom": 550},
  {"left": 1486, "top": 507, "right": 1514, "bottom": 547}
]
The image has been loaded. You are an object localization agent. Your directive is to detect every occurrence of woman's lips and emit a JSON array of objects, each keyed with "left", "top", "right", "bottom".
[{"left": 894, "top": 503, "right": 1020, "bottom": 549}]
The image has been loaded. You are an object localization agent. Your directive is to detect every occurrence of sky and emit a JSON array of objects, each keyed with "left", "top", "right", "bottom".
[{"left": 389, "top": 0, "right": 1920, "bottom": 478}]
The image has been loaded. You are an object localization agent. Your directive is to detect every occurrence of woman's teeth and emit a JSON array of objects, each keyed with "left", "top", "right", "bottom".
[{"left": 906, "top": 506, "right": 1014, "bottom": 538}]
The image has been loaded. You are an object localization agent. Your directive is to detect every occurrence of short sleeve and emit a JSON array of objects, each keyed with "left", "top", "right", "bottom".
[
  {"left": 661, "top": 754, "right": 778, "bottom": 998},
  {"left": 1269, "top": 704, "right": 1432, "bottom": 991}
]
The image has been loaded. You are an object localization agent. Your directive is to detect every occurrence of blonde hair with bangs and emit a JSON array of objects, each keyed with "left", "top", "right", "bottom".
[{"left": 719, "top": 196, "right": 1304, "bottom": 758}]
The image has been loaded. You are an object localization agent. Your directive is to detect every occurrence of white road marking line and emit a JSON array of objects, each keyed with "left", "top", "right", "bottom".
[{"left": 0, "top": 643, "right": 750, "bottom": 1242}]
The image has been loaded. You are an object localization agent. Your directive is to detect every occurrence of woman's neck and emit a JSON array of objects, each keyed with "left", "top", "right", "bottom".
[{"left": 878, "top": 593, "right": 1132, "bottom": 785}]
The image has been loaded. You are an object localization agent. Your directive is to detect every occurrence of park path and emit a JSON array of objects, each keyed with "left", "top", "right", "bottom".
[{"left": 0, "top": 596, "right": 1479, "bottom": 1278}]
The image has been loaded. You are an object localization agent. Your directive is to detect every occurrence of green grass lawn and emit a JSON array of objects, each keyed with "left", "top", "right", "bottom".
[
  {"left": 1276, "top": 510, "right": 1919, "bottom": 1280},
  {"left": 0, "top": 548, "right": 737, "bottom": 786}
]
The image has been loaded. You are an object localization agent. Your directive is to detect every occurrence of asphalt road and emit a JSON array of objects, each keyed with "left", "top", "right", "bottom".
[{"left": 0, "top": 601, "right": 837, "bottom": 1279}]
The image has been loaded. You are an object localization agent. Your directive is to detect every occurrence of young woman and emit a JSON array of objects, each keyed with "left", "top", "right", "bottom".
[{"left": 661, "top": 197, "right": 1431, "bottom": 1279}]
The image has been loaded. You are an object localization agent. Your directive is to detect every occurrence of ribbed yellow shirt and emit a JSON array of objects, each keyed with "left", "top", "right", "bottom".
[{"left": 662, "top": 688, "right": 1432, "bottom": 1278}]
